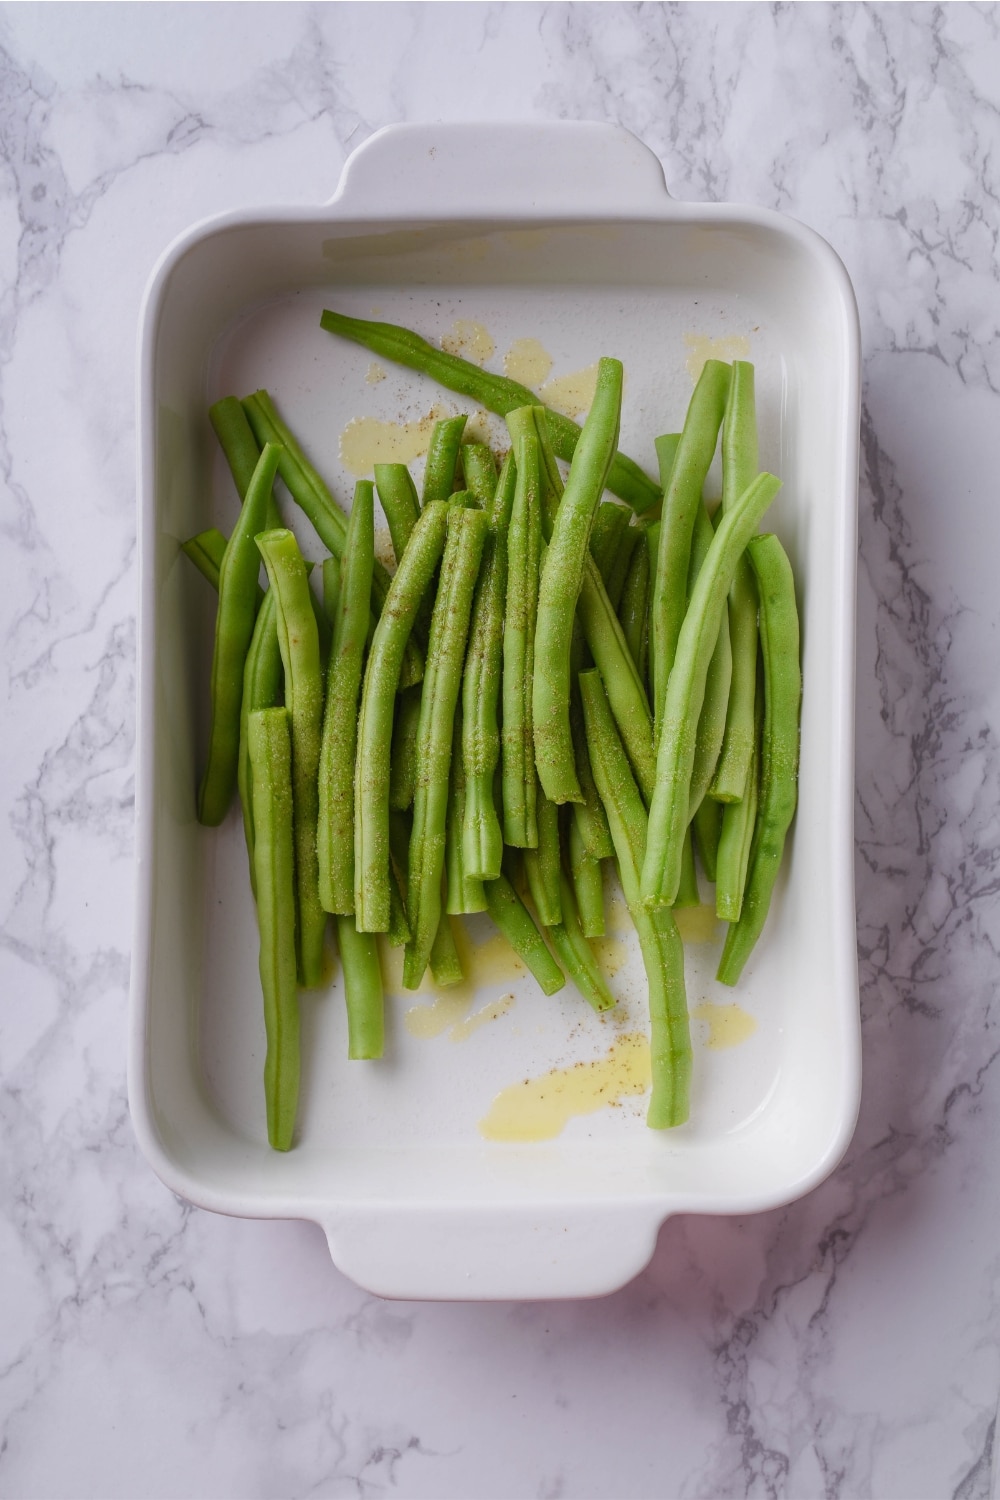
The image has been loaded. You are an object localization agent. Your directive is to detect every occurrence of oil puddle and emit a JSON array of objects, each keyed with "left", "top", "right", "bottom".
[
  {"left": 401, "top": 927, "right": 524, "bottom": 1042},
  {"left": 340, "top": 403, "right": 449, "bottom": 476},
  {"left": 450, "top": 992, "right": 515, "bottom": 1042},
  {"left": 441, "top": 319, "right": 495, "bottom": 365},
  {"left": 590, "top": 935, "right": 630, "bottom": 979},
  {"left": 691, "top": 1000, "right": 757, "bottom": 1049},
  {"left": 673, "top": 904, "right": 723, "bottom": 944},
  {"left": 503, "top": 337, "right": 553, "bottom": 388},
  {"left": 540, "top": 362, "right": 600, "bottom": 419},
  {"left": 403, "top": 989, "right": 470, "bottom": 1040},
  {"left": 684, "top": 333, "right": 752, "bottom": 383},
  {"left": 479, "top": 1031, "right": 650, "bottom": 1142}
]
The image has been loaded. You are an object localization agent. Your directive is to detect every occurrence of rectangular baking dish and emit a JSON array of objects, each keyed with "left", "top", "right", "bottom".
[{"left": 131, "top": 122, "right": 861, "bottom": 1301}]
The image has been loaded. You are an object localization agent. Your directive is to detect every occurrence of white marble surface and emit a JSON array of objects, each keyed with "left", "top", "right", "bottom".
[{"left": 2, "top": 2, "right": 999, "bottom": 1496}]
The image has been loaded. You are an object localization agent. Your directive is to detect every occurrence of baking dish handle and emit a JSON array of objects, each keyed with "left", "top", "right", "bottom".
[
  {"left": 320, "top": 1204, "right": 665, "bottom": 1302},
  {"left": 330, "top": 121, "right": 671, "bottom": 219}
]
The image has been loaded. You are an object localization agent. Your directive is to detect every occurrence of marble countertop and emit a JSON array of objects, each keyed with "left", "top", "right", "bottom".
[{"left": 3, "top": 3, "right": 1000, "bottom": 1496}]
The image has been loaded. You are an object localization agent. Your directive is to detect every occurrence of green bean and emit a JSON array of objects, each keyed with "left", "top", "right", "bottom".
[
  {"left": 395, "top": 825, "right": 461, "bottom": 982},
  {"left": 181, "top": 528, "right": 228, "bottom": 591},
  {"left": 242, "top": 389, "right": 422, "bottom": 688},
  {"left": 503, "top": 428, "right": 542, "bottom": 843},
  {"left": 445, "top": 710, "right": 486, "bottom": 915},
  {"left": 526, "top": 404, "right": 655, "bottom": 809},
  {"left": 238, "top": 587, "right": 282, "bottom": 892},
  {"left": 722, "top": 363, "right": 759, "bottom": 502},
  {"left": 483, "top": 870, "right": 565, "bottom": 996},
  {"left": 589, "top": 501, "right": 629, "bottom": 586},
  {"left": 388, "top": 684, "right": 422, "bottom": 811},
  {"left": 312, "top": 581, "right": 333, "bottom": 675},
  {"left": 209, "top": 397, "right": 283, "bottom": 529},
  {"left": 374, "top": 463, "right": 420, "bottom": 562},
  {"left": 387, "top": 810, "right": 414, "bottom": 948},
  {"left": 388, "top": 868, "right": 411, "bottom": 948},
  {"left": 545, "top": 872, "right": 615, "bottom": 1014},
  {"left": 579, "top": 586, "right": 654, "bottom": 804},
  {"left": 692, "top": 795, "right": 722, "bottom": 884},
  {"left": 568, "top": 812, "right": 605, "bottom": 937},
  {"left": 510, "top": 411, "right": 583, "bottom": 724},
  {"left": 318, "top": 481, "right": 374, "bottom": 915},
  {"left": 256, "top": 527, "right": 328, "bottom": 987},
  {"left": 534, "top": 357, "right": 623, "bottom": 804},
  {"left": 403, "top": 506, "right": 488, "bottom": 987},
  {"left": 459, "top": 442, "right": 497, "bottom": 505},
  {"left": 568, "top": 700, "right": 615, "bottom": 860},
  {"left": 712, "top": 361, "right": 761, "bottom": 803},
  {"left": 397, "top": 641, "right": 424, "bottom": 692},
  {"left": 422, "top": 414, "right": 468, "bottom": 504},
  {"left": 242, "top": 390, "right": 347, "bottom": 555},
  {"left": 522, "top": 783, "right": 562, "bottom": 926},
  {"left": 241, "top": 389, "right": 376, "bottom": 574},
  {"left": 179, "top": 519, "right": 298, "bottom": 629},
  {"left": 319, "top": 309, "right": 660, "bottom": 513},
  {"left": 604, "top": 527, "right": 640, "bottom": 615},
  {"left": 447, "top": 489, "right": 477, "bottom": 510},
  {"left": 188, "top": 540, "right": 310, "bottom": 880},
  {"left": 575, "top": 563, "right": 656, "bottom": 803},
  {"left": 653, "top": 434, "right": 680, "bottom": 496},
  {"left": 198, "top": 442, "right": 281, "bottom": 827},
  {"left": 716, "top": 686, "right": 761, "bottom": 921},
  {"left": 355, "top": 502, "right": 449, "bottom": 932},
  {"left": 335, "top": 916, "right": 384, "bottom": 1059},
  {"left": 717, "top": 533, "right": 800, "bottom": 984},
  {"left": 579, "top": 670, "right": 690, "bottom": 1129},
  {"left": 430, "top": 909, "right": 464, "bottom": 987},
  {"left": 462, "top": 452, "right": 515, "bottom": 880},
  {"left": 687, "top": 500, "right": 733, "bottom": 817},
  {"left": 247, "top": 707, "right": 300, "bottom": 1152},
  {"left": 641, "top": 473, "right": 781, "bottom": 908},
  {"left": 388, "top": 809, "right": 411, "bottom": 879},
  {"left": 529, "top": 404, "right": 567, "bottom": 513},
  {"left": 505, "top": 404, "right": 554, "bottom": 500},
  {"left": 673, "top": 830, "right": 700, "bottom": 909},
  {"left": 644, "top": 518, "right": 661, "bottom": 701},
  {"left": 322, "top": 555, "right": 341, "bottom": 629},
  {"left": 618, "top": 528, "right": 650, "bottom": 683},
  {"left": 650, "top": 364, "right": 731, "bottom": 733}
]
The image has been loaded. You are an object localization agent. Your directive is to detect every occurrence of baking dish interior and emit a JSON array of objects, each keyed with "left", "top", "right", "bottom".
[{"left": 141, "top": 211, "right": 858, "bottom": 1223}]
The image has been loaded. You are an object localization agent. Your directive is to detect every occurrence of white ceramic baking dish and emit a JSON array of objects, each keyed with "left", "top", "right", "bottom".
[{"left": 131, "top": 122, "right": 861, "bottom": 1301}]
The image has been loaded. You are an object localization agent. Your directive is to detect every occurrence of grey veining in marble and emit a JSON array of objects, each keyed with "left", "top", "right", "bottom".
[{"left": 2, "top": 4, "right": 1000, "bottom": 1498}]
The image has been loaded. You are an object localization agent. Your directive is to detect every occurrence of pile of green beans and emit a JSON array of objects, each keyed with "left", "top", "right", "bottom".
[{"left": 185, "top": 329, "right": 800, "bottom": 1148}]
